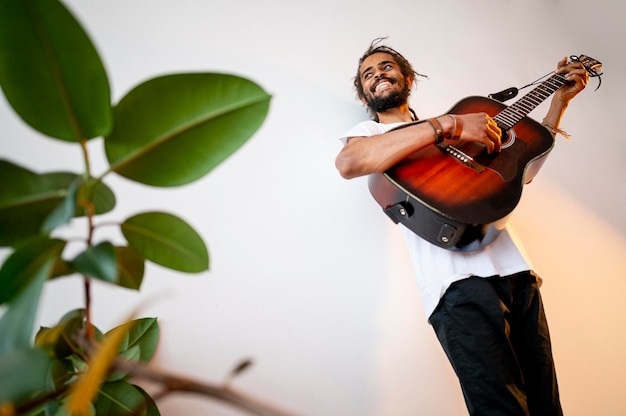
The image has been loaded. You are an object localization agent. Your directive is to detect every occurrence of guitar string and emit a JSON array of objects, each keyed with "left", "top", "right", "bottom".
[{"left": 495, "top": 54, "right": 603, "bottom": 130}]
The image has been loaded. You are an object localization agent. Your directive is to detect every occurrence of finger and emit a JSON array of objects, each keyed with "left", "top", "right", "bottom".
[
  {"left": 566, "top": 66, "right": 586, "bottom": 77},
  {"left": 565, "top": 71, "right": 588, "bottom": 89},
  {"left": 486, "top": 117, "right": 501, "bottom": 136},
  {"left": 490, "top": 128, "right": 501, "bottom": 153},
  {"left": 570, "top": 73, "right": 588, "bottom": 86},
  {"left": 493, "top": 132, "right": 501, "bottom": 152},
  {"left": 482, "top": 116, "right": 499, "bottom": 152},
  {"left": 487, "top": 123, "right": 501, "bottom": 152}
]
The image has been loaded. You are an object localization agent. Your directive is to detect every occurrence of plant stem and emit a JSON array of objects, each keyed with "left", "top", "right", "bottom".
[
  {"left": 83, "top": 277, "right": 94, "bottom": 340},
  {"left": 79, "top": 139, "right": 93, "bottom": 180},
  {"left": 78, "top": 138, "right": 99, "bottom": 340},
  {"left": 77, "top": 138, "right": 95, "bottom": 341},
  {"left": 114, "top": 359, "right": 300, "bottom": 416}
]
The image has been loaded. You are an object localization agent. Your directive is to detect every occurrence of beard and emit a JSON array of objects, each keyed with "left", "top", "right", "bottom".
[
  {"left": 366, "top": 89, "right": 410, "bottom": 113},
  {"left": 365, "top": 82, "right": 411, "bottom": 114}
]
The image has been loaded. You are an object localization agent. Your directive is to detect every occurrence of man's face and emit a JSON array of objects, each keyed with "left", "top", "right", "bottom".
[{"left": 358, "top": 52, "right": 410, "bottom": 113}]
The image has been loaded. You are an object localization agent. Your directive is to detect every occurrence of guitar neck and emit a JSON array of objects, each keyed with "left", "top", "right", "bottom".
[{"left": 494, "top": 72, "right": 568, "bottom": 130}]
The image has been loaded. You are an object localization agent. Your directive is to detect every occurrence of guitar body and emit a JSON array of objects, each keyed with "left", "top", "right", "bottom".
[{"left": 368, "top": 96, "right": 555, "bottom": 251}]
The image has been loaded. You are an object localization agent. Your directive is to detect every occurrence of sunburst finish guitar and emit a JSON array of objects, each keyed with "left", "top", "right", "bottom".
[{"left": 368, "top": 55, "right": 602, "bottom": 251}]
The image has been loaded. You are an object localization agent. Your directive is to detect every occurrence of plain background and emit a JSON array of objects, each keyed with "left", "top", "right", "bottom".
[{"left": 1, "top": 0, "right": 624, "bottom": 415}]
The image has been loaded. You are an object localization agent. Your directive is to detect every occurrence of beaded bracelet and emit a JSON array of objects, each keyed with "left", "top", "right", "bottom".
[{"left": 542, "top": 119, "right": 571, "bottom": 140}]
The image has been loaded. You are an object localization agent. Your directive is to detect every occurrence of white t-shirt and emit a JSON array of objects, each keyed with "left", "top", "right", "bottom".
[{"left": 341, "top": 120, "right": 533, "bottom": 320}]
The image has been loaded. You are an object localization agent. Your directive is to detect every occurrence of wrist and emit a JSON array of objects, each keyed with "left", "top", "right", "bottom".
[
  {"left": 437, "top": 115, "right": 454, "bottom": 139},
  {"left": 444, "top": 114, "right": 462, "bottom": 140},
  {"left": 551, "top": 94, "right": 570, "bottom": 110},
  {"left": 542, "top": 118, "right": 571, "bottom": 140},
  {"left": 426, "top": 118, "right": 445, "bottom": 144},
  {"left": 427, "top": 115, "right": 462, "bottom": 144}
]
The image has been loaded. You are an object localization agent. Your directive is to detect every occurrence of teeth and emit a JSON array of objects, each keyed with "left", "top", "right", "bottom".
[{"left": 375, "top": 81, "right": 391, "bottom": 92}]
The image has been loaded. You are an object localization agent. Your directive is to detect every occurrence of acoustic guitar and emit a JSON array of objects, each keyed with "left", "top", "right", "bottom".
[{"left": 368, "top": 55, "right": 602, "bottom": 251}]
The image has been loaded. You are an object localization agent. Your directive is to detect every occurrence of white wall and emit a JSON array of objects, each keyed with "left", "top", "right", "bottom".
[{"left": 1, "top": 0, "right": 624, "bottom": 415}]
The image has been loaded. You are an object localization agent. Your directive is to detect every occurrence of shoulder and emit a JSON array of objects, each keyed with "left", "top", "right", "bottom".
[{"left": 339, "top": 120, "right": 406, "bottom": 144}]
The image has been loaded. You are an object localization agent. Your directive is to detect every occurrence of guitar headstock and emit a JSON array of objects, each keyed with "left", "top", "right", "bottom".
[
  {"left": 572, "top": 54, "right": 603, "bottom": 76},
  {"left": 571, "top": 54, "right": 603, "bottom": 89}
]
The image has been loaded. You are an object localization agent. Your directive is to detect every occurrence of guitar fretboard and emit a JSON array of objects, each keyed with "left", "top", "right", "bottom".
[{"left": 494, "top": 73, "right": 568, "bottom": 130}]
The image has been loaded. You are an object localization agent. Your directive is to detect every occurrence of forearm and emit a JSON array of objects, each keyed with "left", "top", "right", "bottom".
[
  {"left": 335, "top": 116, "right": 453, "bottom": 179},
  {"left": 543, "top": 96, "right": 569, "bottom": 129},
  {"left": 542, "top": 56, "right": 589, "bottom": 130}
]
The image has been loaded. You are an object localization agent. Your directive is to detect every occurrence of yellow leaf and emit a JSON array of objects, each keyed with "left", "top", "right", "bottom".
[
  {"left": 0, "top": 402, "right": 15, "bottom": 416},
  {"left": 64, "top": 325, "right": 127, "bottom": 415}
]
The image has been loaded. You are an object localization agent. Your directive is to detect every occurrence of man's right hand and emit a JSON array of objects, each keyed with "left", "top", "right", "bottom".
[{"left": 454, "top": 112, "right": 502, "bottom": 154}]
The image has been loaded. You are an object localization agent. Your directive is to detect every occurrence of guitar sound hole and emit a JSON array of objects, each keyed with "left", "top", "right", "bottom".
[{"left": 500, "top": 128, "right": 516, "bottom": 149}]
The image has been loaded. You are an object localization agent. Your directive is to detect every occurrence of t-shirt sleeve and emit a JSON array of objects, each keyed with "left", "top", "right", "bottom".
[{"left": 338, "top": 120, "right": 381, "bottom": 145}]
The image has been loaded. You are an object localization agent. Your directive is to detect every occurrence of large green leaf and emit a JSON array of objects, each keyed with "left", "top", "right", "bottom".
[
  {"left": 70, "top": 243, "right": 147, "bottom": 289},
  {"left": 76, "top": 178, "right": 116, "bottom": 217},
  {"left": 114, "top": 246, "right": 145, "bottom": 290},
  {"left": 94, "top": 381, "right": 160, "bottom": 416},
  {"left": 40, "top": 175, "right": 81, "bottom": 234},
  {"left": 0, "top": 161, "right": 115, "bottom": 247},
  {"left": 0, "top": 347, "right": 54, "bottom": 404},
  {"left": 112, "top": 318, "right": 158, "bottom": 364},
  {"left": 35, "top": 309, "right": 87, "bottom": 359},
  {"left": 106, "top": 318, "right": 158, "bottom": 382},
  {"left": 45, "top": 177, "right": 117, "bottom": 231},
  {"left": 0, "top": 161, "right": 75, "bottom": 246},
  {"left": 120, "top": 212, "right": 209, "bottom": 273},
  {"left": 35, "top": 309, "right": 105, "bottom": 365},
  {"left": 0, "top": 237, "right": 65, "bottom": 307},
  {"left": 45, "top": 357, "right": 75, "bottom": 394},
  {"left": 104, "top": 73, "right": 271, "bottom": 186},
  {"left": 0, "top": 238, "right": 65, "bottom": 355},
  {"left": 134, "top": 384, "right": 161, "bottom": 416},
  {"left": 72, "top": 241, "right": 117, "bottom": 282},
  {"left": 0, "top": 0, "right": 112, "bottom": 141}
]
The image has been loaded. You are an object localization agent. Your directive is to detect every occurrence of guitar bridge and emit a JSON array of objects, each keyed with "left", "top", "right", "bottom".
[{"left": 438, "top": 144, "right": 486, "bottom": 173}]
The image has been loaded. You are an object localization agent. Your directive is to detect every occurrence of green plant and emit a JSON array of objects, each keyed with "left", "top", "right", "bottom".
[{"left": 0, "top": 0, "right": 283, "bottom": 415}]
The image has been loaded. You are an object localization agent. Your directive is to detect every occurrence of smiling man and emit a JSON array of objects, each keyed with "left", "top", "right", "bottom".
[
  {"left": 335, "top": 38, "right": 589, "bottom": 416},
  {"left": 359, "top": 56, "right": 412, "bottom": 117}
]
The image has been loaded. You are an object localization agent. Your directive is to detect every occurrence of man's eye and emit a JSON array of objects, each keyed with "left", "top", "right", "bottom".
[
  {"left": 364, "top": 73, "right": 372, "bottom": 79},
  {"left": 383, "top": 64, "right": 392, "bottom": 70}
]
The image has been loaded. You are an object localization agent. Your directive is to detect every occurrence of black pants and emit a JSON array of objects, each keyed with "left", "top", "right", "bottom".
[{"left": 429, "top": 271, "right": 563, "bottom": 416}]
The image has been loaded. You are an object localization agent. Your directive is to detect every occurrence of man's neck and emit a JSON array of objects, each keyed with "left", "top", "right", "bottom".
[{"left": 376, "top": 104, "right": 414, "bottom": 124}]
